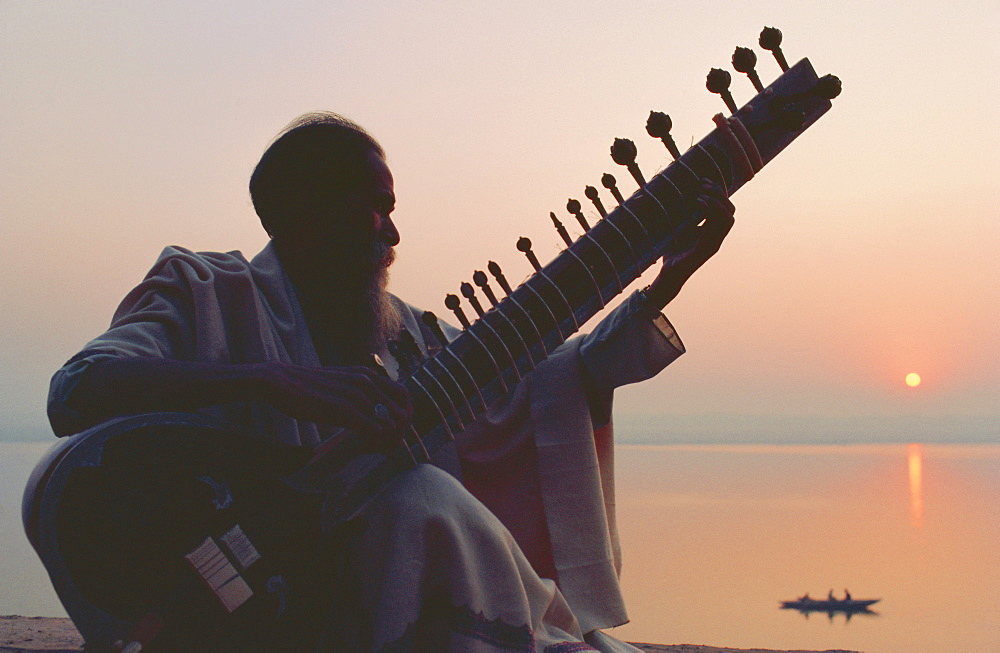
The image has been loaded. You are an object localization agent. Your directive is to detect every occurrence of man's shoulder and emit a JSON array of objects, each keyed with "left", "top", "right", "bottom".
[
  {"left": 152, "top": 245, "right": 252, "bottom": 271},
  {"left": 135, "top": 245, "right": 266, "bottom": 287}
]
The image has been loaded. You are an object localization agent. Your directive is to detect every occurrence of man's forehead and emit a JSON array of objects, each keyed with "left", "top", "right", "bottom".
[{"left": 362, "top": 152, "right": 395, "bottom": 202}]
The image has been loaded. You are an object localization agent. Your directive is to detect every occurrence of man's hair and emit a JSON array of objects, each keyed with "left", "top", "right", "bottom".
[{"left": 250, "top": 112, "right": 385, "bottom": 238}]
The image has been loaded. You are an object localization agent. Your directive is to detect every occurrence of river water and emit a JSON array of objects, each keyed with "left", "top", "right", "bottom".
[{"left": 2, "top": 440, "right": 997, "bottom": 652}]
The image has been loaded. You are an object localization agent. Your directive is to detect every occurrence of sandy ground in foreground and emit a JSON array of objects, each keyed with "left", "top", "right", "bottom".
[{"left": 0, "top": 616, "right": 862, "bottom": 653}]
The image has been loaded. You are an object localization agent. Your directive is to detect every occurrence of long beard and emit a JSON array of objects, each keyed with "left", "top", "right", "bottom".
[
  {"left": 296, "top": 240, "right": 401, "bottom": 365},
  {"left": 364, "top": 242, "right": 402, "bottom": 354}
]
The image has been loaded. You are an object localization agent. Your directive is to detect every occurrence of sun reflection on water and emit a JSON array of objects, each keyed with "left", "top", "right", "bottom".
[{"left": 908, "top": 443, "right": 924, "bottom": 528}]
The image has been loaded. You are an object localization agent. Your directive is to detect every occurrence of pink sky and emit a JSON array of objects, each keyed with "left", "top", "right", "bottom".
[{"left": 2, "top": 1, "right": 997, "bottom": 441}]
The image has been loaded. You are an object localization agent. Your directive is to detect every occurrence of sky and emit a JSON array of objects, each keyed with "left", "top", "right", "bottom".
[{"left": 2, "top": 0, "right": 997, "bottom": 442}]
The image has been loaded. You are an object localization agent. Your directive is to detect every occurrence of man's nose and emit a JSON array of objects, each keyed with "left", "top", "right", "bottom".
[{"left": 378, "top": 215, "right": 400, "bottom": 247}]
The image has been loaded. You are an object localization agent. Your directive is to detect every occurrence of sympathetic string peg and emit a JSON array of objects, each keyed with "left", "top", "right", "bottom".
[
  {"left": 444, "top": 293, "right": 471, "bottom": 328},
  {"left": 601, "top": 173, "right": 625, "bottom": 205},
  {"left": 706, "top": 68, "right": 738, "bottom": 114},
  {"left": 610, "top": 138, "right": 646, "bottom": 187},
  {"left": 472, "top": 270, "right": 499, "bottom": 306},
  {"left": 732, "top": 47, "right": 764, "bottom": 92},
  {"left": 487, "top": 261, "right": 513, "bottom": 296},
  {"left": 566, "top": 198, "right": 590, "bottom": 231},
  {"left": 645, "top": 111, "right": 681, "bottom": 160},
  {"left": 516, "top": 237, "right": 542, "bottom": 272},
  {"left": 460, "top": 282, "right": 485, "bottom": 318},
  {"left": 421, "top": 311, "right": 449, "bottom": 347},
  {"left": 583, "top": 185, "right": 607, "bottom": 218},
  {"left": 759, "top": 27, "right": 788, "bottom": 72},
  {"left": 550, "top": 212, "right": 573, "bottom": 246}
]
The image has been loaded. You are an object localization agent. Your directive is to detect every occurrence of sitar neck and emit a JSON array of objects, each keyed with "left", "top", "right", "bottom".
[{"left": 315, "top": 50, "right": 840, "bottom": 524}]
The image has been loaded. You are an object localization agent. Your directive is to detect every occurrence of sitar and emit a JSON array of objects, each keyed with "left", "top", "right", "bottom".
[{"left": 24, "top": 28, "right": 840, "bottom": 652}]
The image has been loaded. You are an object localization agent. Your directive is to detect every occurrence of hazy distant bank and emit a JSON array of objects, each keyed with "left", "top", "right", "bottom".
[
  {"left": 1, "top": 413, "right": 996, "bottom": 444},
  {"left": 615, "top": 413, "right": 999, "bottom": 444}
]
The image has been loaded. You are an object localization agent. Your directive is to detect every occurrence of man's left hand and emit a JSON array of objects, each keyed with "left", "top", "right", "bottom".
[{"left": 642, "top": 178, "right": 735, "bottom": 310}]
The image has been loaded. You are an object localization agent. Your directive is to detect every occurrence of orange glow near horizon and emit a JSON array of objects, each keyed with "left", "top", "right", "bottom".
[{"left": 908, "top": 443, "right": 924, "bottom": 528}]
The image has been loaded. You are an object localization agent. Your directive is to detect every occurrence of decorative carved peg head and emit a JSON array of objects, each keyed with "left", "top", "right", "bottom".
[
  {"left": 444, "top": 293, "right": 471, "bottom": 328},
  {"left": 732, "top": 47, "right": 764, "bottom": 92},
  {"left": 473, "top": 270, "right": 498, "bottom": 306},
  {"left": 460, "top": 282, "right": 485, "bottom": 317},
  {"left": 487, "top": 261, "right": 513, "bottom": 295},
  {"left": 565, "top": 199, "right": 589, "bottom": 232},
  {"left": 550, "top": 211, "right": 573, "bottom": 245},
  {"left": 610, "top": 138, "right": 646, "bottom": 187},
  {"left": 815, "top": 74, "right": 843, "bottom": 99},
  {"left": 759, "top": 26, "right": 789, "bottom": 72},
  {"left": 516, "top": 237, "right": 541, "bottom": 272},
  {"left": 645, "top": 111, "right": 681, "bottom": 160},
  {"left": 583, "top": 185, "right": 608, "bottom": 217},
  {"left": 421, "top": 310, "right": 449, "bottom": 346},
  {"left": 706, "top": 68, "right": 738, "bottom": 114},
  {"left": 601, "top": 172, "right": 625, "bottom": 205}
]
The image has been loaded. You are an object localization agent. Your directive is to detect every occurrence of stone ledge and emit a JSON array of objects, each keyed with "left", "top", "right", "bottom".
[
  {"left": 0, "top": 616, "right": 862, "bottom": 653},
  {"left": 0, "top": 617, "right": 84, "bottom": 653}
]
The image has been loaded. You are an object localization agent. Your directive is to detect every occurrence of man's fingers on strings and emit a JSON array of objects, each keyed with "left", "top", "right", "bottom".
[
  {"left": 348, "top": 365, "right": 411, "bottom": 408},
  {"left": 695, "top": 195, "right": 736, "bottom": 233},
  {"left": 698, "top": 177, "right": 735, "bottom": 214}
]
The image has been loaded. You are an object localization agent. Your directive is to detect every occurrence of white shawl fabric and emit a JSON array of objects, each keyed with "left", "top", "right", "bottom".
[{"left": 48, "top": 242, "right": 685, "bottom": 644}]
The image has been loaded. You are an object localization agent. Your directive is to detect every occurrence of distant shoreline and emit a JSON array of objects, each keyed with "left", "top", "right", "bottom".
[
  {"left": 3, "top": 435, "right": 998, "bottom": 446},
  {"left": 4, "top": 410, "right": 996, "bottom": 445}
]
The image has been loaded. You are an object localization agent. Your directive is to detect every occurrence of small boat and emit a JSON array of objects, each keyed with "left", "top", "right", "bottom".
[{"left": 780, "top": 597, "right": 880, "bottom": 612}]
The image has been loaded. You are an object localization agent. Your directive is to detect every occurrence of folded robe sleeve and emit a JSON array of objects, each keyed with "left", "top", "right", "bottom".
[
  {"left": 47, "top": 244, "right": 324, "bottom": 443},
  {"left": 579, "top": 290, "right": 685, "bottom": 397}
]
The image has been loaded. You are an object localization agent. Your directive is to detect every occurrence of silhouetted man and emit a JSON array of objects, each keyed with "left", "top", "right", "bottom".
[{"left": 49, "top": 112, "right": 735, "bottom": 651}]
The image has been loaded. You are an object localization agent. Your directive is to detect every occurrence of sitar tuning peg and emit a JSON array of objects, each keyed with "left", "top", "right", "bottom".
[
  {"left": 472, "top": 270, "right": 499, "bottom": 306},
  {"left": 610, "top": 138, "right": 646, "bottom": 187},
  {"left": 815, "top": 74, "right": 843, "bottom": 99},
  {"left": 550, "top": 211, "right": 573, "bottom": 246},
  {"left": 487, "top": 261, "right": 513, "bottom": 296},
  {"left": 583, "top": 185, "right": 607, "bottom": 218},
  {"left": 444, "top": 293, "right": 471, "bottom": 328},
  {"left": 732, "top": 47, "right": 764, "bottom": 92},
  {"left": 706, "top": 68, "right": 738, "bottom": 114},
  {"left": 601, "top": 173, "right": 625, "bottom": 205},
  {"left": 566, "top": 198, "right": 590, "bottom": 231},
  {"left": 645, "top": 111, "right": 681, "bottom": 160},
  {"left": 421, "top": 311, "right": 449, "bottom": 347},
  {"left": 759, "top": 26, "right": 788, "bottom": 72},
  {"left": 398, "top": 330, "right": 423, "bottom": 363},
  {"left": 516, "top": 237, "right": 542, "bottom": 272},
  {"left": 460, "top": 282, "right": 485, "bottom": 318}
]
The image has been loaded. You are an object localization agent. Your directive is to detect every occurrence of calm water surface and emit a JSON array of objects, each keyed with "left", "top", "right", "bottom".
[
  {"left": 609, "top": 444, "right": 1000, "bottom": 653},
  {"left": 2, "top": 441, "right": 997, "bottom": 652}
]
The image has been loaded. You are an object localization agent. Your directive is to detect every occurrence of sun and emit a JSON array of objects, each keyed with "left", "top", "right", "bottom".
[{"left": 905, "top": 372, "right": 922, "bottom": 387}]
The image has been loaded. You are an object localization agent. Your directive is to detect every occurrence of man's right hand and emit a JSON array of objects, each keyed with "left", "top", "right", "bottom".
[
  {"left": 252, "top": 362, "right": 412, "bottom": 443},
  {"left": 63, "top": 357, "right": 412, "bottom": 445}
]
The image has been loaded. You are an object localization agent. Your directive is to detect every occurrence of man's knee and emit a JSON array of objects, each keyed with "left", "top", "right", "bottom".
[{"left": 364, "top": 464, "right": 498, "bottom": 535}]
